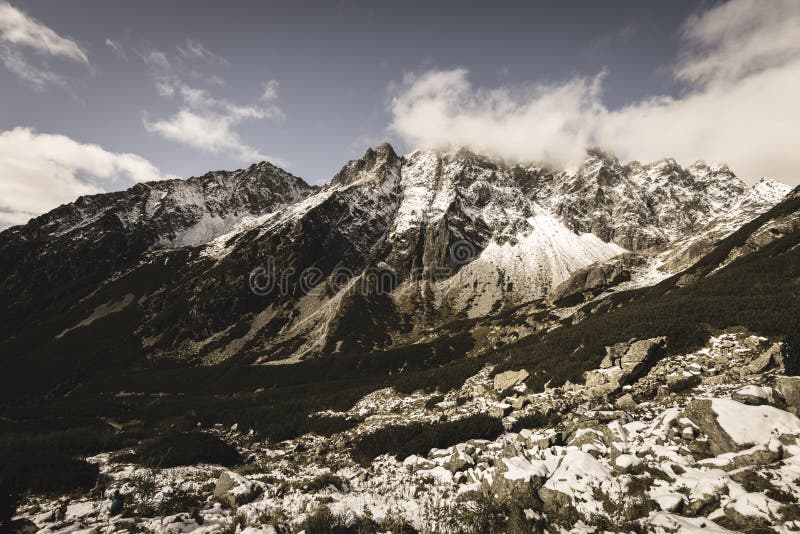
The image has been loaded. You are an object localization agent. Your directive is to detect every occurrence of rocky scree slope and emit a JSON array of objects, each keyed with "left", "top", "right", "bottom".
[{"left": 13, "top": 332, "right": 800, "bottom": 533}]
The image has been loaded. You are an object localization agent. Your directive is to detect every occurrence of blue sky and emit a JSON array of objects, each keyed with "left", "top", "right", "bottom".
[{"left": 1, "top": 0, "right": 799, "bottom": 228}]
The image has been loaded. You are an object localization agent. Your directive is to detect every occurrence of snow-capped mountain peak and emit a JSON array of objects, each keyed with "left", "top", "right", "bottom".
[
  {"left": 746, "top": 177, "right": 792, "bottom": 205},
  {"left": 0, "top": 145, "right": 792, "bottom": 365}
]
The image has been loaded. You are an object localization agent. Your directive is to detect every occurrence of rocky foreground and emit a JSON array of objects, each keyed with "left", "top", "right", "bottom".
[{"left": 14, "top": 332, "right": 800, "bottom": 533}]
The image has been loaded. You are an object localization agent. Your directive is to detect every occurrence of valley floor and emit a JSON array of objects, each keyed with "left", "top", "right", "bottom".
[{"left": 12, "top": 332, "right": 800, "bottom": 533}]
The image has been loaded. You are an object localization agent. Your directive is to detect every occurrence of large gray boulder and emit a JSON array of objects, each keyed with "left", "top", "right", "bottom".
[
  {"left": 213, "top": 471, "right": 261, "bottom": 508},
  {"left": 732, "top": 385, "right": 777, "bottom": 406},
  {"left": 684, "top": 398, "right": 800, "bottom": 456},
  {"left": 684, "top": 399, "right": 739, "bottom": 456},
  {"left": 775, "top": 376, "right": 800, "bottom": 415},
  {"left": 620, "top": 337, "right": 668, "bottom": 381},
  {"left": 583, "top": 337, "right": 667, "bottom": 396},
  {"left": 493, "top": 369, "right": 529, "bottom": 392},
  {"left": 492, "top": 456, "right": 549, "bottom": 499},
  {"left": 747, "top": 343, "right": 784, "bottom": 373},
  {"left": 538, "top": 450, "right": 612, "bottom": 522},
  {"left": 549, "top": 253, "right": 646, "bottom": 306}
]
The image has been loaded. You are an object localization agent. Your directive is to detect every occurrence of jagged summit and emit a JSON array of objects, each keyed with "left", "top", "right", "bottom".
[{"left": 330, "top": 142, "right": 401, "bottom": 187}]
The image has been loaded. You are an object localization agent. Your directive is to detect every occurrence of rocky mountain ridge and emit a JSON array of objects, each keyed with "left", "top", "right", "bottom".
[{"left": 0, "top": 145, "right": 790, "bottom": 374}]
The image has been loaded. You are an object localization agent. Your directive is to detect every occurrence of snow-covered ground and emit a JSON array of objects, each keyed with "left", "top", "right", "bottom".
[{"left": 15, "top": 332, "right": 800, "bottom": 533}]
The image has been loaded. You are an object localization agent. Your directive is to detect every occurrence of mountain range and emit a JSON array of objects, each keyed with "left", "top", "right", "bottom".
[{"left": 0, "top": 144, "right": 792, "bottom": 399}]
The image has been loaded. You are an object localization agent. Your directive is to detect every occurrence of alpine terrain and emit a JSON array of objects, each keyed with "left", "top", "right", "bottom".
[{"left": 3, "top": 145, "right": 800, "bottom": 533}]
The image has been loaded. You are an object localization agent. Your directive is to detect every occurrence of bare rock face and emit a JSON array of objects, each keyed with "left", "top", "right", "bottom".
[
  {"left": 493, "top": 369, "right": 529, "bottom": 392},
  {"left": 666, "top": 373, "right": 702, "bottom": 393},
  {"left": 549, "top": 253, "right": 647, "bottom": 306},
  {"left": 0, "top": 144, "right": 787, "bottom": 395},
  {"left": 492, "top": 456, "right": 548, "bottom": 500},
  {"left": 620, "top": 337, "right": 668, "bottom": 379},
  {"left": 747, "top": 343, "right": 784, "bottom": 374},
  {"left": 584, "top": 337, "right": 667, "bottom": 396},
  {"left": 732, "top": 385, "right": 777, "bottom": 406},
  {"left": 775, "top": 377, "right": 800, "bottom": 415},
  {"left": 684, "top": 399, "right": 740, "bottom": 456},
  {"left": 213, "top": 471, "right": 261, "bottom": 508}
]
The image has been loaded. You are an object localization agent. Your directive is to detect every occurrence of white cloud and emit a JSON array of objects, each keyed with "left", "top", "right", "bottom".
[
  {"left": 0, "top": 127, "right": 167, "bottom": 229},
  {"left": 105, "top": 38, "right": 126, "bottom": 59},
  {"left": 0, "top": 1, "right": 87, "bottom": 62},
  {"left": 389, "top": 0, "right": 800, "bottom": 184},
  {"left": 144, "top": 108, "right": 285, "bottom": 164},
  {"left": 0, "top": 1, "right": 88, "bottom": 89},
  {"left": 177, "top": 39, "right": 228, "bottom": 65},
  {"left": 260, "top": 79, "right": 279, "bottom": 101},
  {"left": 390, "top": 68, "right": 603, "bottom": 168},
  {"left": 0, "top": 44, "right": 66, "bottom": 91},
  {"left": 675, "top": 0, "right": 800, "bottom": 85},
  {"left": 144, "top": 84, "right": 285, "bottom": 164},
  {"left": 206, "top": 74, "right": 226, "bottom": 86},
  {"left": 140, "top": 47, "right": 286, "bottom": 165}
]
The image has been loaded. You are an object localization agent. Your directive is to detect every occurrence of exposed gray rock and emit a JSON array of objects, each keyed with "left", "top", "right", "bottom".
[
  {"left": 616, "top": 393, "right": 637, "bottom": 411},
  {"left": 509, "top": 396, "right": 529, "bottom": 410},
  {"left": 620, "top": 337, "right": 668, "bottom": 381},
  {"left": 583, "top": 337, "right": 667, "bottom": 396},
  {"left": 491, "top": 456, "right": 547, "bottom": 500},
  {"left": 747, "top": 343, "right": 784, "bottom": 373},
  {"left": 213, "top": 471, "right": 261, "bottom": 508},
  {"left": 549, "top": 253, "right": 647, "bottom": 306},
  {"left": 666, "top": 373, "right": 701, "bottom": 393},
  {"left": 728, "top": 442, "right": 783, "bottom": 470},
  {"left": 493, "top": 370, "right": 529, "bottom": 392},
  {"left": 443, "top": 450, "right": 474, "bottom": 473},
  {"left": 732, "top": 385, "right": 776, "bottom": 406},
  {"left": 488, "top": 402, "right": 512, "bottom": 418},
  {"left": 775, "top": 376, "right": 800, "bottom": 415},
  {"left": 684, "top": 399, "right": 739, "bottom": 456}
]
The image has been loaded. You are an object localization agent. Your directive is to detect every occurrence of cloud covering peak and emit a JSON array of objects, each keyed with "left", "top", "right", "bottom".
[{"left": 389, "top": 0, "right": 800, "bottom": 183}]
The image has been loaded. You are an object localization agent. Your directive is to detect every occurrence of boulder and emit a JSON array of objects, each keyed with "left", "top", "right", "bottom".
[
  {"left": 601, "top": 342, "right": 629, "bottom": 369},
  {"left": 567, "top": 427, "right": 608, "bottom": 452},
  {"left": 666, "top": 373, "right": 701, "bottom": 393},
  {"left": 492, "top": 456, "right": 549, "bottom": 499},
  {"left": 549, "top": 254, "right": 646, "bottom": 306},
  {"left": 684, "top": 399, "right": 739, "bottom": 456},
  {"left": 620, "top": 337, "right": 667, "bottom": 381},
  {"left": 728, "top": 441, "right": 783, "bottom": 470},
  {"left": 443, "top": 450, "right": 474, "bottom": 473},
  {"left": 213, "top": 471, "right": 261, "bottom": 508},
  {"left": 747, "top": 343, "right": 784, "bottom": 373},
  {"left": 732, "top": 385, "right": 776, "bottom": 406},
  {"left": 614, "top": 453, "right": 642, "bottom": 472},
  {"left": 685, "top": 398, "right": 800, "bottom": 455},
  {"left": 722, "top": 492, "right": 781, "bottom": 529},
  {"left": 583, "top": 337, "right": 667, "bottom": 396},
  {"left": 488, "top": 402, "right": 512, "bottom": 418},
  {"left": 616, "top": 393, "right": 637, "bottom": 411},
  {"left": 403, "top": 455, "right": 435, "bottom": 472},
  {"left": 775, "top": 376, "right": 800, "bottom": 415},
  {"left": 493, "top": 370, "right": 529, "bottom": 392},
  {"left": 509, "top": 396, "right": 529, "bottom": 410},
  {"left": 538, "top": 450, "right": 612, "bottom": 519}
]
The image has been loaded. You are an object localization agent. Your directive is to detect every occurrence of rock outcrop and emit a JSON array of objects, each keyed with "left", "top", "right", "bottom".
[
  {"left": 584, "top": 337, "right": 667, "bottom": 396},
  {"left": 493, "top": 369, "right": 529, "bottom": 392}
]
